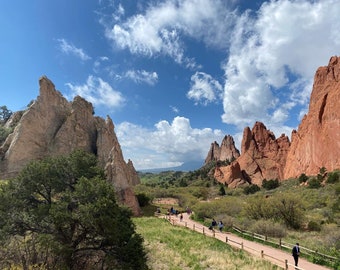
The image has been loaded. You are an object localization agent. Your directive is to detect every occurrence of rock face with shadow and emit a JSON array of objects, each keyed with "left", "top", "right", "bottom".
[
  {"left": 284, "top": 56, "right": 340, "bottom": 179},
  {"left": 211, "top": 56, "right": 340, "bottom": 187},
  {"left": 204, "top": 135, "right": 240, "bottom": 164},
  {"left": 0, "top": 76, "right": 141, "bottom": 215},
  {"left": 214, "top": 122, "right": 290, "bottom": 187}
]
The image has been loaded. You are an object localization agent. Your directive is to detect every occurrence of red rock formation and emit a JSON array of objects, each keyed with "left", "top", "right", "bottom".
[
  {"left": 205, "top": 141, "right": 220, "bottom": 163},
  {"left": 284, "top": 56, "right": 340, "bottom": 178},
  {"left": 0, "top": 76, "right": 141, "bottom": 215},
  {"left": 204, "top": 135, "right": 240, "bottom": 164},
  {"left": 214, "top": 161, "right": 247, "bottom": 188},
  {"left": 214, "top": 122, "right": 290, "bottom": 186},
  {"left": 211, "top": 56, "right": 340, "bottom": 186}
]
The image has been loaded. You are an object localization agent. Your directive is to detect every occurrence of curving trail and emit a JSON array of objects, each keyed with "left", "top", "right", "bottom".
[{"left": 163, "top": 213, "right": 330, "bottom": 270}]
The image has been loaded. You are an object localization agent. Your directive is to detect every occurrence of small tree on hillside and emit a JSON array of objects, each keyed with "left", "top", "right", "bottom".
[
  {"left": 0, "top": 105, "right": 12, "bottom": 124},
  {"left": 298, "top": 173, "right": 309, "bottom": 183},
  {"left": 218, "top": 185, "right": 226, "bottom": 196},
  {"left": 273, "top": 194, "right": 305, "bottom": 229},
  {"left": 0, "top": 150, "right": 148, "bottom": 270}
]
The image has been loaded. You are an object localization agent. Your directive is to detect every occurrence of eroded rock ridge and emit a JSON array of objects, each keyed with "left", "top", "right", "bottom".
[
  {"left": 0, "top": 76, "right": 141, "bottom": 215},
  {"left": 210, "top": 56, "right": 340, "bottom": 187}
]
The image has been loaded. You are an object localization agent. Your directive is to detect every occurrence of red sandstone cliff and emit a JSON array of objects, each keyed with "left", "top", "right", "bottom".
[
  {"left": 214, "top": 122, "right": 290, "bottom": 186},
  {"left": 212, "top": 56, "right": 340, "bottom": 186},
  {"left": 284, "top": 56, "right": 340, "bottom": 178}
]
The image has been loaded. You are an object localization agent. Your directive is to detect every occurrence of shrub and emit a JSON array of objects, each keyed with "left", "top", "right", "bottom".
[
  {"left": 298, "top": 173, "right": 309, "bottom": 183},
  {"left": 322, "top": 224, "right": 340, "bottom": 250},
  {"left": 218, "top": 185, "right": 226, "bottom": 196},
  {"left": 244, "top": 184, "right": 260, "bottom": 194},
  {"left": 262, "top": 179, "right": 280, "bottom": 190},
  {"left": 273, "top": 194, "right": 305, "bottom": 229},
  {"left": 244, "top": 195, "right": 275, "bottom": 220},
  {"left": 307, "top": 220, "right": 321, "bottom": 231},
  {"left": 0, "top": 126, "right": 13, "bottom": 144},
  {"left": 136, "top": 193, "right": 151, "bottom": 207},
  {"left": 326, "top": 171, "right": 340, "bottom": 184},
  {"left": 319, "top": 167, "right": 327, "bottom": 174},
  {"left": 250, "top": 220, "right": 287, "bottom": 238},
  {"left": 308, "top": 177, "right": 322, "bottom": 189},
  {"left": 191, "top": 197, "right": 242, "bottom": 221}
]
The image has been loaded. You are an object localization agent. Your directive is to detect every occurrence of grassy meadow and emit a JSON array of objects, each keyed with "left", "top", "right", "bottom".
[{"left": 133, "top": 217, "right": 281, "bottom": 270}]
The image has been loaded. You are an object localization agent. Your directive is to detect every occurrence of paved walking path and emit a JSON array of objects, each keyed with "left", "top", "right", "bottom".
[{"left": 163, "top": 213, "right": 330, "bottom": 270}]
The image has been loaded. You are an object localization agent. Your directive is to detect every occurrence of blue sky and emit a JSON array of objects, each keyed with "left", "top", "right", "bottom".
[{"left": 1, "top": 0, "right": 339, "bottom": 170}]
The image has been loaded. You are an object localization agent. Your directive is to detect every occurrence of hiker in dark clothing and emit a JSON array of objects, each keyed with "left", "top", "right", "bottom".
[
  {"left": 292, "top": 243, "right": 300, "bottom": 267},
  {"left": 209, "top": 218, "right": 217, "bottom": 230}
]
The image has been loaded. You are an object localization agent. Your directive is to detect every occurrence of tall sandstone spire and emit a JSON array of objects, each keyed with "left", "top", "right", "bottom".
[
  {"left": 284, "top": 56, "right": 340, "bottom": 178},
  {"left": 204, "top": 135, "right": 240, "bottom": 164},
  {"left": 0, "top": 76, "right": 141, "bottom": 215}
]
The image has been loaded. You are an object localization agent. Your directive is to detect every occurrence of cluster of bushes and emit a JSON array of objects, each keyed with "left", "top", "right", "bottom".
[{"left": 298, "top": 169, "right": 340, "bottom": 188}]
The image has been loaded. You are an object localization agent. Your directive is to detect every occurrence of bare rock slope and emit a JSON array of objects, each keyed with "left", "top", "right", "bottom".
[
  {"left": 0, "top": 76, "right": 140, "bottom": 215},
  {"left": 284, "top": 56, "right": 340, "bottom": 178}
]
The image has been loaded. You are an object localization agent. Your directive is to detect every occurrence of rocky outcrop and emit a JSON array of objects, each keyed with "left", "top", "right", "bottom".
[
  {"left": 212, "top": 56, "right": 340, "bottom": 186},
  {"left": 0, "top": 76, "right": 141, "bottom": 215},
  {"left": 214, "top": 161, "right": 247, "bottom": 188},
  {"left": 284, "top": 56, "right": 340, "bottom": 178},
  {"left": 205, "top": 135, "right": 240, "bottom": 164},
  {"left": 127, "top": 159, "right": 141, "bottom": 186},
  {"left": 214, "top": 122, "right": 290, "bottom": 186}
]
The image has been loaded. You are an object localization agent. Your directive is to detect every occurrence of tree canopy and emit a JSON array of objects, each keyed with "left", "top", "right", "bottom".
[
  {"left": 0, "top": 105, "right": 12, "bottom": 124},
  {"left": 0, "top": 150, "right": 148, "bottom": 270}
]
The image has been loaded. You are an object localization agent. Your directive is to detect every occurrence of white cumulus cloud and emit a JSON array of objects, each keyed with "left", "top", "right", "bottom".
[
  {"left": 222, "top": 0, "right": 340, "bottom": 130},
  {"left": 66, "top": 75, "right": 125, "bottom": 108},
  {"left": 187, "top": 72, "right": 223, "bottom": 105},
  {"left": 116, "top": 116, "right": 224, "bottom": 170},
  {"left": 105, "top": 0, "right": 235, "bottom": 65}
]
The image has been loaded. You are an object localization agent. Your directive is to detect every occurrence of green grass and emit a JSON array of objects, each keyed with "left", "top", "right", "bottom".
[{"left": 133, "top": 217, "right": 282, "bottom": 270}]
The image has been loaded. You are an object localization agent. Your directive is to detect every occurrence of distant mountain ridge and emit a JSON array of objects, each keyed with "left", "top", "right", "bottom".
[
  {"left": 139, "top": 160, "right": 204, "bottom": 173},
  {"left": 205, "top": 56, "right": 340, "bottom": 187}
]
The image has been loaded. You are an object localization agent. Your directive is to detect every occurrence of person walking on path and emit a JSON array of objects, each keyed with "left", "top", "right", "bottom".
[
  {"left": 292, "top": 243, "right": 300, "bottom": 267},
  {"left": 218, "top": 220, "right": 224, "bottom": 232},
  {"left": 209, "top": 218, "right": 217, "bottom": 230}
]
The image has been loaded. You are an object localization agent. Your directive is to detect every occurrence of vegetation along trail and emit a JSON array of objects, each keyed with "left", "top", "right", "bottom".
[{"left": 164, "top": 213, "right": 331, "bottom": 270}]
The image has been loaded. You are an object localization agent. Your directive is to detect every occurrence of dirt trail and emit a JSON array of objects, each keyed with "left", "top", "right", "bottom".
[{"left": 163, "top": 213, "right": 330, "bottom": 270}]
